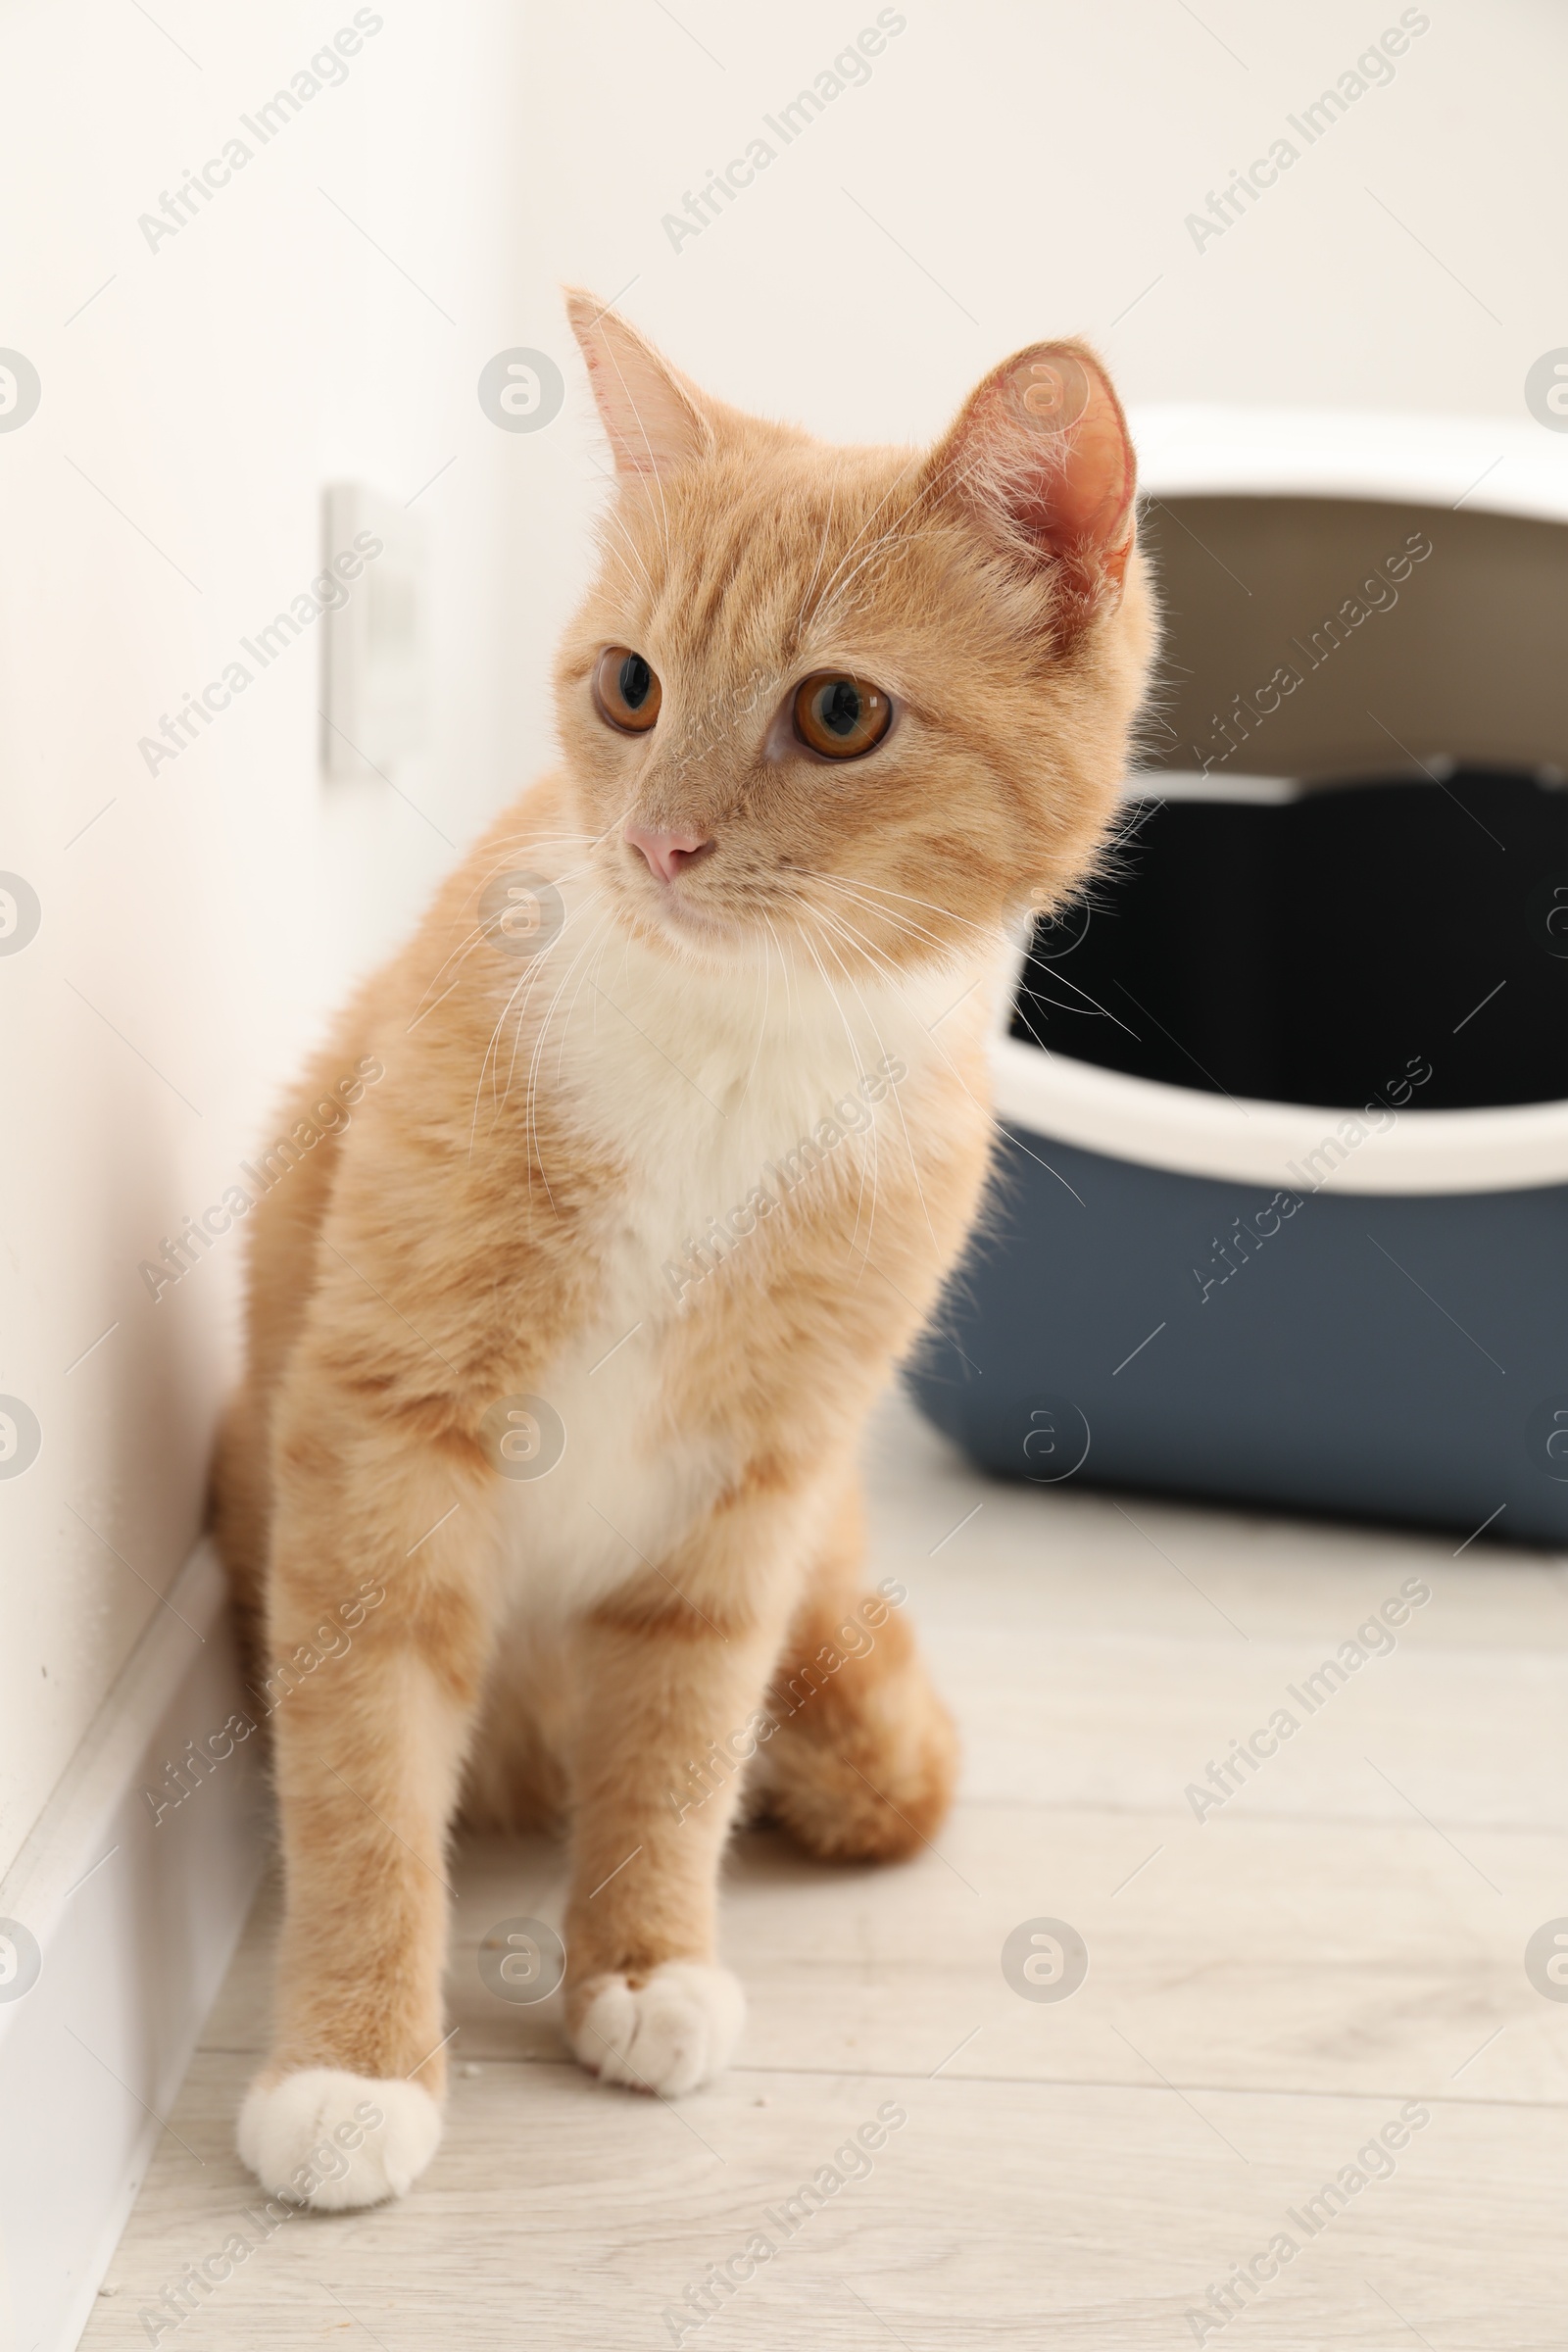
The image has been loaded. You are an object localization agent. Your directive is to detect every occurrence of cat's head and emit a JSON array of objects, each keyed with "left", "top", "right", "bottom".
[{"left": 555, "top": 291, "right": 1155, "bottom": 980}]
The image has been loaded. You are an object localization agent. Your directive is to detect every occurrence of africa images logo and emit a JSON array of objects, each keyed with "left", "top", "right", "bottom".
[
  {"left": 1525, "top": 349, "right": 1568, "bottom": 433},
  {"left": 660, "top": 11, "right": 907, "bottom": 254}
]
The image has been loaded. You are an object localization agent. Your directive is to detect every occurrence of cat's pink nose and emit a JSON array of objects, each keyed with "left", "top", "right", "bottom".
[{"left": 624, "top": 823, "right": 710, "bottom": 883}]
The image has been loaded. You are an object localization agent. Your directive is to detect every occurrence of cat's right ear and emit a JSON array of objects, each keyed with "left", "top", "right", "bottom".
[
  {"left": 928, "top": 339, "right": 1137, "bottom": 612},
  {"left": 564, "top": 288, "right": 715, "bottom": 479}
]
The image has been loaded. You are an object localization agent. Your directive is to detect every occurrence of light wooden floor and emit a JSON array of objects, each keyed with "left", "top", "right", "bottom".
[{"left": 82, "top": 1389, "right": 1568, "bottom": 2350}]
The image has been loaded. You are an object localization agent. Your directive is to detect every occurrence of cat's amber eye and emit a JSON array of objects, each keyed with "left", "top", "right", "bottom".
[
  {"left": 792, "top": 672, "right": 892, "bottom": 760},
  {"left": 594, "top": 646, "right": 662, "bottom": 733}
]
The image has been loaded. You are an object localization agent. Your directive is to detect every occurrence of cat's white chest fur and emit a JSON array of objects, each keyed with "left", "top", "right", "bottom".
[{"left": 491, "top": 922, "right": 996, "bottom": 1618}]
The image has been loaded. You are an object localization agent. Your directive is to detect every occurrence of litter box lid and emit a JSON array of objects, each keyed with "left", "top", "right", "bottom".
[
  {"left": 1129, "top": 404, "right": 1568, "bottom": 525},
  {"left": 988, "top": 404, "right": 1568, "bottom": 1197}
]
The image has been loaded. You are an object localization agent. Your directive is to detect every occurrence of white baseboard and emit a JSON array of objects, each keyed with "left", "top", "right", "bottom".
[{"left": 0, "top": 1541, "right": 269, "bottom": 2352}]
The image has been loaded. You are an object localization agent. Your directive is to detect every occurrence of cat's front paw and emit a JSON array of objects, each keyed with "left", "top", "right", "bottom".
[
  {"left": 237, "top": 2066, "right": 442, "bottom": 2209},
  {"left": 568, "top": 1961, "right": 744, "bottom": 2096}
]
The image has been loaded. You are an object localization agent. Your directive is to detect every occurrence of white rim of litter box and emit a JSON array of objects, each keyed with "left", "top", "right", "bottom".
[
  {"left": 983, "top": 409, "right": 1568, "bottom": 1196},
  {"left": 988, "top": 1032, "right": 1568, "bottom": 1197}
]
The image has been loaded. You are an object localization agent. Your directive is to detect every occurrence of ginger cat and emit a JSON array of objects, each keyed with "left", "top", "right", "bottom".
[{"left": 213, "top": 293, "right": 1154, "bottom": 2207}]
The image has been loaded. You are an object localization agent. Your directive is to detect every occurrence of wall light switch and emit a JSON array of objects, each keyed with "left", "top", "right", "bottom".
[{"left": 319, "top": 481, "right": 426, "bottom": 781}]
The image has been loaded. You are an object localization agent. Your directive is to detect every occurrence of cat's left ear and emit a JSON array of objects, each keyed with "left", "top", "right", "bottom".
[
  {"left": 929, "top": 339, "right": 1137, "bottom": 607},
  {"left": 564, "top": 288, "right": 716, "bottom": 479}
]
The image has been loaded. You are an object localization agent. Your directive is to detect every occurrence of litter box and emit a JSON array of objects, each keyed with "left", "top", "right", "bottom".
[{"left": 907, "top": 408, "right": 1568, "bottom": 1545}]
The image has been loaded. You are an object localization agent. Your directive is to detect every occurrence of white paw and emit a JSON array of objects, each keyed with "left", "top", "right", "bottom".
[
  {"left": 570, "top": 1961, "right": 744, "bottom": 2096},
  {"left": 237, "top": 2067, "right": 442, "bottom": 2209}
]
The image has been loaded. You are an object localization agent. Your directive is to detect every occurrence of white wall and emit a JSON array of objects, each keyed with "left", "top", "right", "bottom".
[
  {"left": 2, "top": 0, "right": 1563, "bottom": 1882},
  {"left": 513, "top": 0, "right": 1563, "bottom": 438},
  {"left": 0, "top": 0, "right": 561, "bottom": 1879}
]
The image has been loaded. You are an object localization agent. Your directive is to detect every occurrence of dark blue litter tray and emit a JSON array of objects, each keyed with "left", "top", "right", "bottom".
[{"left": 907, "top": 1125, "right": 1568, "bottom": 1546}]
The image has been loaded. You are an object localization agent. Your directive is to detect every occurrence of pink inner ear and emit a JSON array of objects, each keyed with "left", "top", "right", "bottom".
[
  {"left": 962, "top": 345, "right": 1135, "bottom": 579},
  {"left": 1027, "top": 367, "right": 1132, "bottom": 547},
  {"left": 564, "top": 289, "right": 710, "bottom": 479}
]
